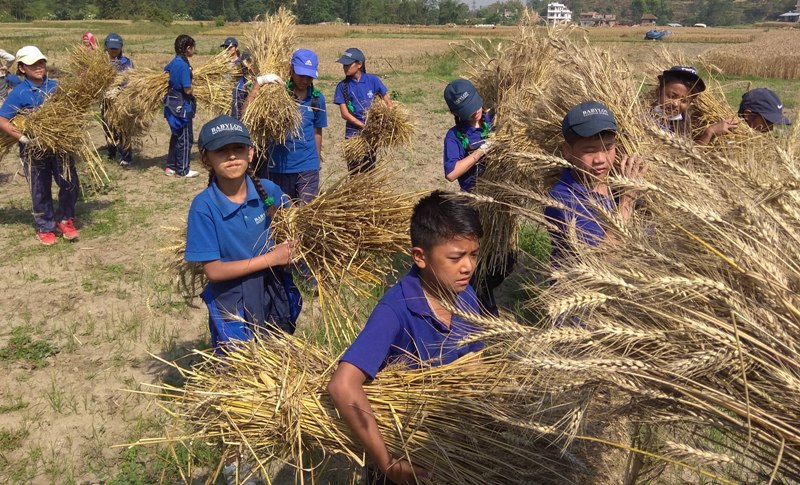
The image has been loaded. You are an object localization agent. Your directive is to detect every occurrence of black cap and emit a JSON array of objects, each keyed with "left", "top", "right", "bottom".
[
  {"left": 198, "top": 115, "right": 253, "bottom": 152},
  {"left": 739, "top": 88, "right": 791, "bottom": 126},
  {"left": 659, "top": 66, "right": 706, "bottom": 93},
  {"left": 336, "top": 48, "right": 366, "bottom": 65},
  {"left": 220, "top": 37, "right": 238, "bottom": 48},
  {"left": 443, "top": 78, "right": 483, "bottom": 120},
  {"left": 104, "top": 33, "right": 123, "bottom": 49},
  {"left": 562, "top": 100, "right": 618, "bottom": 140}
]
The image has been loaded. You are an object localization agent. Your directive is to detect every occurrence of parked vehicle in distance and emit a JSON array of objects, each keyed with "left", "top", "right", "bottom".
[
  {"left": 668, "top": 22, "right": 683, "bottom": 27},
  {"left": 693, "top": 23, "right": 708, "bottom": 28}
]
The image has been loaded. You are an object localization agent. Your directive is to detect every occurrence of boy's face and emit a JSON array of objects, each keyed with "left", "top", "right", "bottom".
[
  {"left": 106, "top": 48, "right": 121, "bottom": 58},
  {"left": 201, "top": 143, "right": 253, "bottom": 181},
  {"left": 563, "top": 131, "right": 617, "bottom": 181},
  {"left": 413, "top": 236, "right": 480, "bottom": 294},
  {"left": 19, "top": 60, "right": 47, "bottom": 82},
  {"left": 742, "top": 110, "right": 773, "bottom": 132},
  {"left": 658, "top": 80, "right": 691, "bottom": 118}
]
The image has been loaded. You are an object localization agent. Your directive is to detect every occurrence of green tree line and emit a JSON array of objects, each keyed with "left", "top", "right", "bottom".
[{"left": 0, "top": 0, "right": 796, "bottom": 25}]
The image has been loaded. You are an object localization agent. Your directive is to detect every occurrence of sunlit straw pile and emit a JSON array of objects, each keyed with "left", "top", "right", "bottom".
[
  {"left": 0, "top": 46, "right": 118, "bottom": 185},
  {"left": 461, "top": 37, "right": 800, "bottom": 480},
  {"left": 241, "top": 7, "right": 301, "bottom": 150},
  {"left": 271, "top": 169, "right": 421, "bottom": 342},
  {"left": 161, "top": 226, "right": 206, "bottom": 301},
  {"left": 340, "top": 98, "right": 415, "bottom": 166},
  {"left": 136, "top": 333, "right": 608, "bottom": 484},
  {"left": 103, "top": 52, "right": 239, "bottom": 147}
]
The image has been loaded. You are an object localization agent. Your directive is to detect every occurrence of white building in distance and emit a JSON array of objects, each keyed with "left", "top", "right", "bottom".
[{"left": 547, "top": 2, "right": 573, "bottom": 23}]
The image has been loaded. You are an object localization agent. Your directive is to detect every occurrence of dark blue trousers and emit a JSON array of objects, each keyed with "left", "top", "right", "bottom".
[
  {"left": 101, "top": 103, "right": 132, "bottom": 163},
  {"left": 166, "top": 119, "right": 193, "bottom": 175},
  {"left": 21, "top": 146, "right": 79, "bottom": 233}
]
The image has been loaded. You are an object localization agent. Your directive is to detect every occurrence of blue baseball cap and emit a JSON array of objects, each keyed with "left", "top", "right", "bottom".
[
  {"left": 336, "top": 48, "right": 366, "bottom": 65},
  {"left": 291, "top": 49, "right": 318, "bottom": 78},
  {"left": 444, "top": 79, "right": 483, "bottom": 120},
  {"left": 739, "top": 88, "right": 791, "bottom": 126},
  {"left": 562, "top": 101, "right": 618, "bottom": 140},
  {"left": 220, "top": 37, "right": 238, "bottom": 48},
  {"left": 198, "top": 115, "right": 253, "bottom": 152},
  {"left": 104, "top": 33, "right": 123, "bottom": 49},
  {"left": 659, "top": 66, "right": 706, "bottom": 93}
]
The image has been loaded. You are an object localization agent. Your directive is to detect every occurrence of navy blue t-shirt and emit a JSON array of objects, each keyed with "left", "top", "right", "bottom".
[
  {"left": 266, "top": 87, "right": 328, "bottom": 173},
  {"left": 341, "top": 265, "right": 485, "bottom": 380},
  {"left": 544, "top": 168, "right": 617, "bottom": 264},
  {"left": 333, "top": 72, "right": 388, "bottom": 137},
  {"left": 443, "top": 114, "right": 493, "bottom": 192}
]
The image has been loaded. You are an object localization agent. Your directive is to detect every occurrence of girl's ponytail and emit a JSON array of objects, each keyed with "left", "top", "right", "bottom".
[{"left": 247, "top": 167, "right": 278, "bottom": 215}]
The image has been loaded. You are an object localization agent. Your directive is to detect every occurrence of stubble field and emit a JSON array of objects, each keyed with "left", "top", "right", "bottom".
[{"left": 0, "top": 19, "right": 798, "bottom": 484}]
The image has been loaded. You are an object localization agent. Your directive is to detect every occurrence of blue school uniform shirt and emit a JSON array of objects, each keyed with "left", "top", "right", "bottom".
[
  {"left": 266, "top": 87, "right": 327, "bottom": 173},
  {"left": 341, "top": 265, "right": 485, "bottom": 380},
  {"left": 544, "top": 168, "right": 617, "bottom": 264},
  {"left": 163, "top": 55, "right": 194, "bottom": 127},
  {"left": 5, "top": 74, "right": 22, "bottom": 89},
  {"left": 443, "top": 114, "right": 493, "bottom": 192},
  {"left": 333, "top": 72, "right": 388, "bottom": 137},
  {"left": 0, "top": 76, "right": 58, "bottom": 119},
  {"left": 185, "top": 176, "right": 290, "bottom": 263},
  {"left": 111, "top": 55, "right": 134, "bottom": 72}
]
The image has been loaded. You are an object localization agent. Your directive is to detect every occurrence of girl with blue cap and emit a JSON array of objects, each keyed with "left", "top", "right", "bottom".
[
  {"left": 246, "top": 48, "right": 327, "bottom": 204},
  {"left": 333, "top": 47, "right": 393, "bottom": 173}
]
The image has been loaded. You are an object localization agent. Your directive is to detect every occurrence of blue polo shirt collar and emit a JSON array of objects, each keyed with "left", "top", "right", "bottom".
[
  {"left": 399, "top": 266, "right": 473, "bottom": 331},
  {"left": 22, "top": 76, "right": 49, "bottom": 91},
  {"left": 209, "top": 176, "right": 261, "bottom": 218}
]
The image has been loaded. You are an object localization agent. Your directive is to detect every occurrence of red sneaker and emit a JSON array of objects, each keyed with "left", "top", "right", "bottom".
[
  {"left": 56, "top": 219, "right": 80, "bottom": 240},
  {"left": 37, "top": 231, "right": 57, "bottom": 245}
]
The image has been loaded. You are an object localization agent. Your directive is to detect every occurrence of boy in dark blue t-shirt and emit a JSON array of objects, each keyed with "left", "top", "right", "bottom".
[
  {"left": 328, "top": 190, "right": 485, "bottom": 484},
  {"left": 545, "top": 100, "right": 645, "bottom": 265}
]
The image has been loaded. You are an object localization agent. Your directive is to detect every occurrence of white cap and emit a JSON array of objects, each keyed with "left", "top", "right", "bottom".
[{"left": 16, "top": 46, "right": 47, "bottom": 66}]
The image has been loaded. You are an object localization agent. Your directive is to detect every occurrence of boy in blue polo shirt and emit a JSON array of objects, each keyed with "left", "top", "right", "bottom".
[
  {"left": 333, "top": 47, "right": 393, "bottom": 173},
  {"left": 545, "top": 101, "right": 645, "bottom": 265},
  {"left": 163, "top": 34, "right": 199, "bottom": 178},
  {"left": 0, "top": 46, "right": 80, "bottom": 245},
  {"left": 248, "top": 49, "right": 327, "bottom": 203},
  {"left": 328, "top": 190, "right": 484, "bottom": 484},
  {"left": 101, "top": 33, "right": 134, "bottom": 167},
  {"left": 738, "top": 88, "right": 791, "bottom": 133}
]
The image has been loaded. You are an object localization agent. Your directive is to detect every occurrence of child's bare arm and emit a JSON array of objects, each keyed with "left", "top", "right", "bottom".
[
  {"left": 328, "top": 362, "right": 431, "bottom": 483},
  {"left": 696, "top": 118, "right": 737, "bottom": 146},
  {"left": 339, "top": 103, "right": 365, "bottom": 129},
  {"left": 315, "top": 127, "right": 323, "bottom": 160},
  {"left": 0, "top": 116, "right": 22, "bottom": 139},
  {"left": 202, "top": 240, "right": 296, "bottom": 282},
  {"left": 445, "top": 142, "right": 490, "bottom": 182}
]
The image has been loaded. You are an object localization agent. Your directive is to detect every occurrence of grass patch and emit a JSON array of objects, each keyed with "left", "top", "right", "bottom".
[
  {"left": 0, "top": 397, "right": 28, "bottom": 414},
  {"left": 0, "top": 325, "right": 56, "bottom": 368},
  {"left": 0, "top": 427, "right": 28, "bottom": 453},
  {"left": 422, "top": 51, "right": 461, "bottom": 79},
  {"left": 518, "top": 222, "right": 552, "bottom": 263},
  {"left": 390, "top": 87, "right": 426, "bottom": 104}
]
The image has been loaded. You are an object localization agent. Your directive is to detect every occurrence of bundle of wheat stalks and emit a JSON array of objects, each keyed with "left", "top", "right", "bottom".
[
  {"left": 0, "top": 46, "right": 117, "bottom": 185},
  {"left": 271, "top": 169, "right": 420, "bottom": 341},
  {"left": 457, "top": 28, "right": 800, "bottom": 484},
  {"left": 241, "top": 7, "right": 301, "bottom": 150},
  {"left": 161, "top": 226, "right": 206, "bottom": 301},
  {"left": 341, "top": 98, "right": 415, "bottom": 166},
  {"left": 138, "top": 333, "right": 609, "bottom": 484},
  {"left": 102, "top": 52, "right": 239, "bottom": 147}
]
